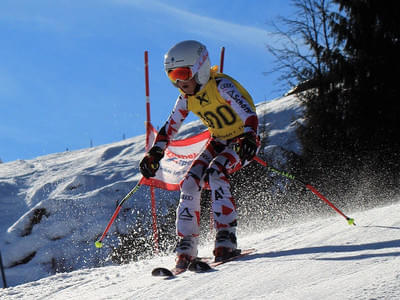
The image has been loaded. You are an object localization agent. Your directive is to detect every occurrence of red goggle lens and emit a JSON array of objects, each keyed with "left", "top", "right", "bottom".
[{"left": 168, "top": 67, "right": 193, "bottom": 83}]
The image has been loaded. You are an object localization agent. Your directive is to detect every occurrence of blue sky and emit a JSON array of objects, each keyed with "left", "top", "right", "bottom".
[{"left": 0, "top": 0, "right": 295, "bottom": 163}]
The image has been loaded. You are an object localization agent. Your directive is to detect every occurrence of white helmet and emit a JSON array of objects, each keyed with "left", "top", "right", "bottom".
[{"left": 164, "top": 40, "right": 211, "bottom": 86}]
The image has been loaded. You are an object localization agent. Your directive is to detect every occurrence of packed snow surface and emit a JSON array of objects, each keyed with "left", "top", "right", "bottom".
[{"left": 2, "top": 202, "right": 400, "bottom": 299}]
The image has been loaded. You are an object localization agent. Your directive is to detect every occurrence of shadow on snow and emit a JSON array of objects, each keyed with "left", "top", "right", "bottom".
[{"left": 241, "top": 239, "right": 400, "bottom": 262}]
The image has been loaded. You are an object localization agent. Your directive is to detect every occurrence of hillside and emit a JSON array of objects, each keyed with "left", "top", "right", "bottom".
[
  {"left": 1, "top": 93, "right": 399, "bottom": 299},
  {"left": 0, "top": 95, "right": 303, "bottom": 287},
  {"left": 2, "top": 202, "right": 400, "bottom": 299}
]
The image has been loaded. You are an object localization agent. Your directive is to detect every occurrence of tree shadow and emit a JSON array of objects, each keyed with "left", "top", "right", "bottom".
[
  {"left": 240, "top": 239, "right": 400, "bottom": 262},
  {"left": 361, "top": 225, "right": 400, "bottom": 230}
]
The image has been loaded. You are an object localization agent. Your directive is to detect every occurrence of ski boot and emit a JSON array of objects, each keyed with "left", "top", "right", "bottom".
[
  {"left": 175, "top": 236, "right": 198, "bottom": 269},
  {"left": 213, "top": 229, "right": 239, "bottom": 262}
]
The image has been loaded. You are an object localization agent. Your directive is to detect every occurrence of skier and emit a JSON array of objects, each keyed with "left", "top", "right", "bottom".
[{"left": 140, "top": 40, "right": 259, "bottom": 268}]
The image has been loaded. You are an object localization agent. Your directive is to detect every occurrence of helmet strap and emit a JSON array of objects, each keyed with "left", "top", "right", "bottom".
[
  {"left": 182, "top": 83, "right": 201, "bottom": 96},
  {"left": 193, "top": 83, "right": 201, "bottom": 95}
]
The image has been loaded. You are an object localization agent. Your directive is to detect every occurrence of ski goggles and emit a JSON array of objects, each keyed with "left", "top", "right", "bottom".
[{"left": 167, "top": 67, "right": 193, "bottom": 83}]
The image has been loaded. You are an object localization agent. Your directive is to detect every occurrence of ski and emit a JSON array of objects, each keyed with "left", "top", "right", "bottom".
[
  {"left": 151, "top": 249, "right": 255, "bottom": 277},
  {"left": 151, "top": 266, "right": 187, "bottom": 277},
  {"left": 151, "top": 257, "right": 208, "bottom": 278},
  {"left": 212, "top": 248, "right": 256, "bottom": 267},
  {"left": 191, "top": 248, "right": 256, "bottom": 271}
]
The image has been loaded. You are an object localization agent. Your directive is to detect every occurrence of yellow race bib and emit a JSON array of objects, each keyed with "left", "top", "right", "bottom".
[{"left": 187, "top": 72, "right": 255, "bottom": 140}]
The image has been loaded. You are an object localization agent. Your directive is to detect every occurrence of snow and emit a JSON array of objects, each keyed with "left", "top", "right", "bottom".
[
  {"left": 2, "top": 203, "right": 400, "bottom": 299},
  {"left": 1, "top": 93, "right": 399, "bottom": 299}
]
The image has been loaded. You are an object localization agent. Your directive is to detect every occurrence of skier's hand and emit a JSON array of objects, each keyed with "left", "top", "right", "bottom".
[
  {"left": 234, "top": 132, "right": 258, "bottom": 162},
  {"left": 140, "top": 146, "right": 164, "bottom": 178}
]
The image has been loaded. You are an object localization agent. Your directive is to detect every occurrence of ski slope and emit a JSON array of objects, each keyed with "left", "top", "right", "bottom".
[
  {"left": 0, "top": 95, "right": 304, "bottom": 288},
  {"left": 3, "top": 202, "right": 400, "bottom": 300},
  {"left": 1, "top": 93, "right": 399, "bottom": 299}
]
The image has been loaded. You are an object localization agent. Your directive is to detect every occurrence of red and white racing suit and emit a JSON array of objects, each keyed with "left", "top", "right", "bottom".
[{"left": 153, "top": 71, "right": 259, "bottom": 238}]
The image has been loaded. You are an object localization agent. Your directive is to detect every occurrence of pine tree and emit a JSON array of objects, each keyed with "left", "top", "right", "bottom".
[
  {"left": 297, "top": 0, "right": 400, "bottom": 200},
  {"left": 299, "top": 0, "right": 400, "bottom": 152},
  {"left": 266, "top": 0, "right": 400, "bottom": 202},
  {"left": 331, "top": 0, "right": 400, "bottom": 149}
]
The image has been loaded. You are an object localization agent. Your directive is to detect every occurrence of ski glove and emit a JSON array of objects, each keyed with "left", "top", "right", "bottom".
[
  {"left": 140, "top": 146, "right": 164, "bottom": 178},
  {"left": 234, "top": 132, "right": 258, "bottom": 162}
]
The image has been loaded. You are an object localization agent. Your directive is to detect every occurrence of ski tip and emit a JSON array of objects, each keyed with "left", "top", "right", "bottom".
[{"left": 152, "top": 267, "right": 174, "bottom": 277}]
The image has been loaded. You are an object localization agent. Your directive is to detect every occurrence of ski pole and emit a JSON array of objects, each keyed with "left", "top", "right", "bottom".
[
  {"left": 95, "top": 180, "right": 142, "bottom": 248},
  {"left": 253, "top": 156, "right": 355, "bottom": 225}
]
